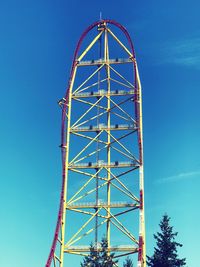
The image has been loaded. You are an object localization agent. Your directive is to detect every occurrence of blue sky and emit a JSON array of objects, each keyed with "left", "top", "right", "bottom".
[{"left": 0, "top": 0, "right": 199, "bottom": 266}]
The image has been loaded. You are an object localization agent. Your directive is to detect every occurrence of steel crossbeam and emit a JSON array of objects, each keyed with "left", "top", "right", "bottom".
[{"left": 46, "top": 20, "right": 146, "bottom": 267}]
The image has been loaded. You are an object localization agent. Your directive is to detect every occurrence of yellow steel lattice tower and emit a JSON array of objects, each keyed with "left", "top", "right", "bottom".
[{"left": 46, "top": 19, "right": 146, "bottom": 267}]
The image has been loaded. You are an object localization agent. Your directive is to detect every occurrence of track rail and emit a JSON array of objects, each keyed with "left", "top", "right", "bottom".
[{"left": 46, "top": 19, "right": 145, "bottom": 267}]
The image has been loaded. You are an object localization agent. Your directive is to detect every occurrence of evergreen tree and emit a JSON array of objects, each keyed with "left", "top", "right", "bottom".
[
  {"left": 80, "top": 242, "right": 100, "bottom": 267},
  {"left": 123, "top": 257, "right": 134, "bottom": 267},
  {"left": 147, "top": 214, "right": 186, "bottom": 267},
  {"left": 100, "top": 237, "right": 118, "bottom": 266},
  {"left": 81, "top": 237, "right": 118, "bottom": 267}
]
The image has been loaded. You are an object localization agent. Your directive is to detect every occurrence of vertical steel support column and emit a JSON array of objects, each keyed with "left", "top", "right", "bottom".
[
  {"left": 105, "top": 25, "right": 111, "bottom": 250},
  {"left": 136, "top": 63, "right": 146, "bottom": 267},
  {"left": 60, "top": 66, "right": 78, "bottom": 267}
]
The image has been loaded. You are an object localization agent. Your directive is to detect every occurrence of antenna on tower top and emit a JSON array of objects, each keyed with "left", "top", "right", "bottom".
[{"left": 99, "top": 11, "right": 102, "bottom": 21}]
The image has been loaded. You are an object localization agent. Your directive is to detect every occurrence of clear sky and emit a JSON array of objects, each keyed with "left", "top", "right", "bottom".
[{"left": 0, "top": 0, "right": 199, "bottom": 266}]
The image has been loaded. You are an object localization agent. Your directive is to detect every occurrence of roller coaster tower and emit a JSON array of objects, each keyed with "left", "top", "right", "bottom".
[{"left": 46, "top": 19, "right": 146, "bottom": 267}]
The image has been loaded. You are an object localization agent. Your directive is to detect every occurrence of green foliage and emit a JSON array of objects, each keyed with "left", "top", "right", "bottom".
[
  {"left": 80, "top": 242, "right": 100, "bottom": 267},
  {"left": 100, "top": 237, "right": 118, "bottom": 266},
  {"left": 123, "top": 257, "right": 134, "bottom": 267},
  {"left": 147, "top": 214, "right": 186, "bottom": 267},
  {"left": 80, "top": 237, "right": 118, "bottom": 267}
]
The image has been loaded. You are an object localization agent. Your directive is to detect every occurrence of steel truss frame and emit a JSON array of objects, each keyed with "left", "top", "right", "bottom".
[{"left": 46, "top": 19, "right": 146, "bottom": 267}]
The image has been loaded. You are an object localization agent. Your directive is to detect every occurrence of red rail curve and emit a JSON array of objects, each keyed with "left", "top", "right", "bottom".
[{"left": 45, "top": 19, "right": 142, "bottom": 267}]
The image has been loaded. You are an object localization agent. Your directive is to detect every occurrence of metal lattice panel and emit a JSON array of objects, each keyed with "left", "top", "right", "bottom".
[{"left": 46, "top": 19, "right": 146, "bottom": 267}]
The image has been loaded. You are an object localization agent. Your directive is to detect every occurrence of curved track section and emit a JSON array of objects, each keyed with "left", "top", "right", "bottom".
[{"left": 46, "top": 19, "right": 145, "bottom": 267}]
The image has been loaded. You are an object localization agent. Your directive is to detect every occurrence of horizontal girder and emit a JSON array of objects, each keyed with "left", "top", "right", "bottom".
[
  {"left": 66, "top": 201, "right": 139, "bottom": 209},
  {"left": 72, "top": 89, "right": 135, "bottom": 98},
  {"left": 68, "top": 161, "right": 139, "bottom": 169},
  {"left": 64, "top": 245, "right": 138, "bottom": 253},
  {"left": 77, "top": 58, "right": 134, "bottom": 66},
  {"left": 70, "top": 124, "right": 137, "bottom": 132}
]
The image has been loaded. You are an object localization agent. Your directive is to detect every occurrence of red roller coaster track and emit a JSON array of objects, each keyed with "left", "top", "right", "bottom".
[{"left": 46, "top": 19, "right": 145, "bottom": 267}]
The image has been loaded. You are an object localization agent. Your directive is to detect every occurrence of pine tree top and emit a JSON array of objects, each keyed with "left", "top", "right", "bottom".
[
  {"left": 147, "top": 214, "right": 186, "bottom": 267},
  {"left": 80, "top": 237, "right": 118, "bottom": 267}
]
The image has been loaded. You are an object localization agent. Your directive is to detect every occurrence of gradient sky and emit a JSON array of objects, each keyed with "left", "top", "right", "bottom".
[{"left": 0, "top": 1, "right": 199, "bottom": 266}]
